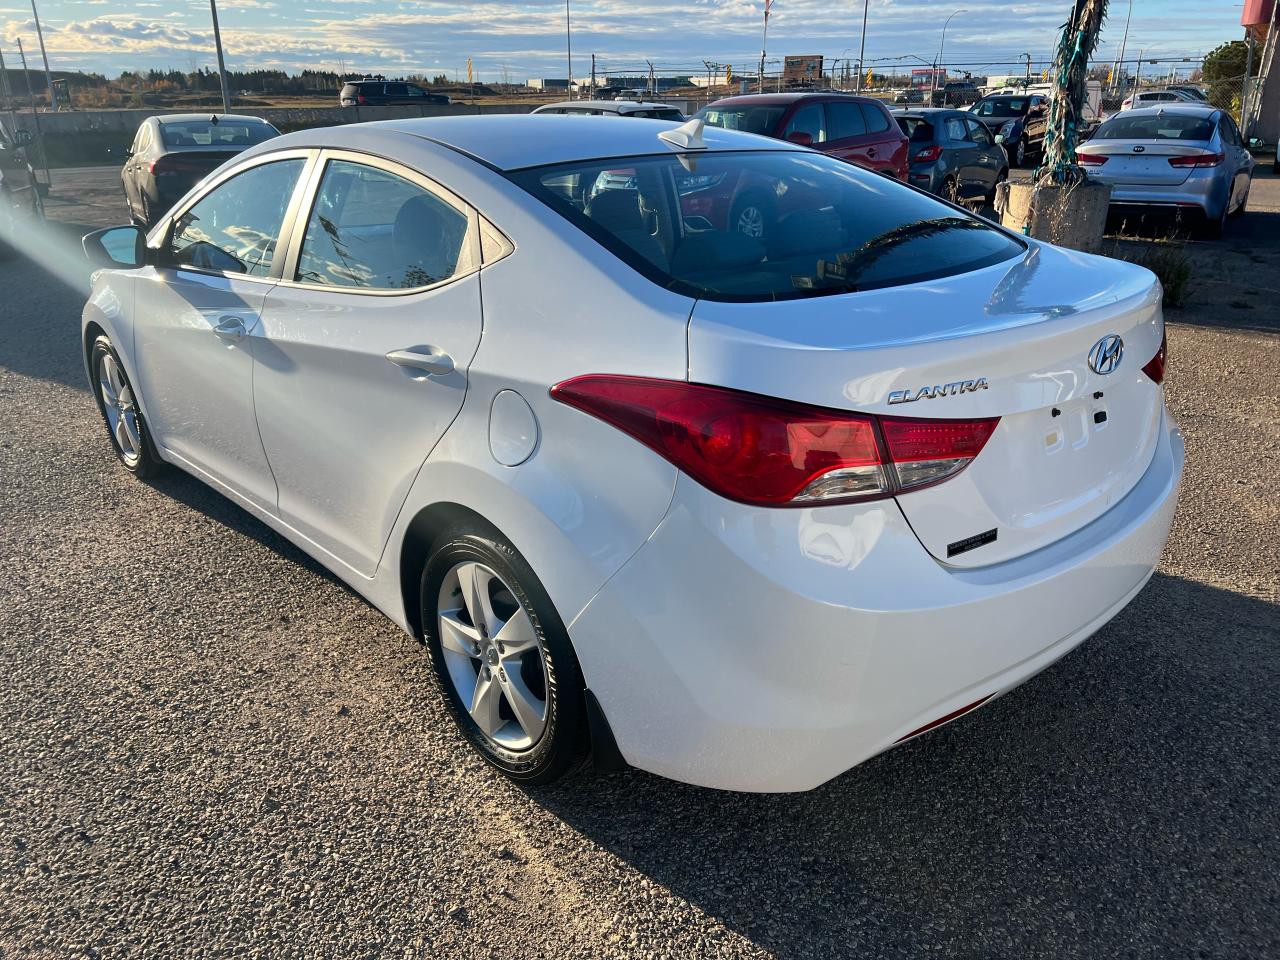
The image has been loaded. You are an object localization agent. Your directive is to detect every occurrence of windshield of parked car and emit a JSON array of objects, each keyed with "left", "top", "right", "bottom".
[
  {"left": 509, "top": 151, "right": 1024, "bottom": 302},
  {"left": 695, "top": 106, "right": 787, "bottom": 137},
  {"left": 971, "top": 98, "right": 1027, "bottom": 118},
  {"left": 160, "top": 120, "right": 278, "bottom": 149},
  {"left": 1092, "top": 114, "right": 1215, "bottom": 141}
]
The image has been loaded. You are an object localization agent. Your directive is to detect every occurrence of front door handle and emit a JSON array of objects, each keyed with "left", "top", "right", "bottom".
[
  {"left": 386, "top": 346, "right": 454, "bottom": 377},
  {"left": 213, "top": 316, "right": 246, "bottom": 341}
]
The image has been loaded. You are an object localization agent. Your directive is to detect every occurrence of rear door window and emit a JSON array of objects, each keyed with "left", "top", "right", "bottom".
[
  {"left": 944, "top": 117, "right": 968, "bottom": 142},
  {"left": 859, "top": 102, "right": 890, "bottom": 134},
  {"left": 294, "top": 159, "right": 476, "bottom": 290},
  {"left": 783, "top": 104, "right": 827, "bottom": 143},
  {"left": 826, "top": 101, "right": 867, "bottom": 141}
]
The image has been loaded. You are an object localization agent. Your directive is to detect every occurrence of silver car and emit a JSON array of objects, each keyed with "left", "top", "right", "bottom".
[{"left": 1076, "top": 105, "right": 1255, "bottom": 237}]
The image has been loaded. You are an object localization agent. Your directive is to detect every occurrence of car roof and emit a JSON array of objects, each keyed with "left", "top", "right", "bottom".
[
  {"left": 705, "top": 92, "right": 876, "bottom": 107},
  {"left": 261, "top": 114, "right": 802, "bottom": 171},
  {"left": 156, "top": 113, "right": 271, "bottom": 125},
  {"left": 894, "top": 108, "right": 966, "bottom": 117},
  {"left": 536, "top": 100, "right": 679, "bottom": 113},
  {"left": 1118, "top": 104, "right": 1220, "bottom": 118}
]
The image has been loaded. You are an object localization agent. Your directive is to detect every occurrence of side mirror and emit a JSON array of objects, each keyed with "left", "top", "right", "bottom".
[
  {"left": 994, "top": 133, "right": 1006, "bottom": 143},
  {"left": 786, "top": 131, "right": 813, "bottom": 146},
  {"left": 83, "top": 225, "right": 147, "bottom": 269},
  {"left": 14, "top": 129, "right": 33, "bottom": 146}
]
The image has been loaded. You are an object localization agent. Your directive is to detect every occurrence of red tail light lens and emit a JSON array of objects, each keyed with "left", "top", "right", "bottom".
[
  {"left": 551, "top": 375, "right": 999, "bottom": 507},
  {"left": 1076, "top": 152, "right": 1108, "bottom": 166},
  {"left": 1168, "top": 152, "right": 1224, "bottom": 168},
  {"left": 1142, "top": 331, "right": 1167, "bottom": 384},
  {"left": 913, "top": 145, "right": 942, "bottom": 163},
  {"left": 358, "top": 94, "right": 367, "bottom": 105}
]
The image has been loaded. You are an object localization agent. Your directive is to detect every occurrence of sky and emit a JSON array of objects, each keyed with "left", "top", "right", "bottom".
[{"left": 0, "top": 0, "right": 1248, "bottom": 83}]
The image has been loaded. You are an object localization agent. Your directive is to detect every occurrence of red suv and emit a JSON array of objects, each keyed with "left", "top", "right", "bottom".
[{"left": 695, "top": 93, "right": 909, "bottom": 180}]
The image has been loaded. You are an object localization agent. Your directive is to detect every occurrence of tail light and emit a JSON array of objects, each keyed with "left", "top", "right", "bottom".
[
  {"left": 1141, "top": 331, "right": 1167, "bottom": 384},
  {"left": 912, "top": 145, "right": 942, "bottom": 163},
  {"left": 358, "top": 94, "right": 367, "bottom": 105},
  {"left": 1168, "top": 152, "right": 1224, "bottom": 168},
  {"left": 1076, "top": 153, "right": 1108, "bottom": 166},
  {"left": 551, "top": 375, "right": 999, "bottom": 507}
]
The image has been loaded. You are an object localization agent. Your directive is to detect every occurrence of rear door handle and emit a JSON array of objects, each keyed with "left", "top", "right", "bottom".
[
  {"left": 213, "top": 316, "right": 246, "bottom": 341},
  {"left": 386, "top": 346, "right": 454, "bottom": 377}
]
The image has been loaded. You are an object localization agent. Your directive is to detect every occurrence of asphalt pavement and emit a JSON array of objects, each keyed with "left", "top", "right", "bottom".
[{"left": 0, "top": 166, "right": 1277, "bottom": 959}]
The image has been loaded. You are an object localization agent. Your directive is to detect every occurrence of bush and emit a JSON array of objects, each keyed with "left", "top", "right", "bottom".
[{"left": 1110, "top": 239, "right": 1193, "bottom": 307}]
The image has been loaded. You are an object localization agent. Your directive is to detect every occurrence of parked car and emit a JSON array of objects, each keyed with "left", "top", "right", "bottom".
[
  {"left": 121, "top": 114, "right": 280, "bottom": 228},
  {"left": 340, "top": 77, "right": 452, "bottom": 107},
  {"left": 695, "top": 93, "right": 909, "bottom": 179},
  {"left": 894, "top": 87, "right": 925, "bottom": 104},
  {"left": 1075, "top": 104, "right": 1255, "bottom": 237},
  {"left": 79, "top": 115, "right": 1182, "bottom": 792},
  {"left": 968, "top": 93, "right": 1049, "bottom": 167},
  {"left": 1167, "top": 85, "right": 1208, "bottom": 102},
  {"left": 895, "top": 109, "right": 1008, "bottom": 202},
  {"left": 930, "top": 80, "right": 981, "bottom": 107},
  {"left": 0, "top": 118, "right": 40, "bottom": 259},
  {"left": 533, "top": 100, "right": 685, "bottom": 120},
  {"left": 1119, "top": 88, "right": 1200, "bottom": 111}
]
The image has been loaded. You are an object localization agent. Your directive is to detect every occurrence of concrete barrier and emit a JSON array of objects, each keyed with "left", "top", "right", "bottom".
[{"left": 9, "top": 103, "right": 538, "bottom": 168}]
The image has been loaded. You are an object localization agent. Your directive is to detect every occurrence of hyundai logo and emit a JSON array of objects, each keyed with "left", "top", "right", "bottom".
[{"left": 1089, "top": 334, "right": 1124, "bottom": 375}]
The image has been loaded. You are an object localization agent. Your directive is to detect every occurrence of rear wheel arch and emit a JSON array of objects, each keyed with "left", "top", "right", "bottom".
[{"left": 399, "top": 501, "right": 505, "bottom": 639}]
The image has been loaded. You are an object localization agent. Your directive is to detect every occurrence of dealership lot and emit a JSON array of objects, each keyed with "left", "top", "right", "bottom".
[{"left": 1, "top": 164, "right": 1277, "bottom": 957}]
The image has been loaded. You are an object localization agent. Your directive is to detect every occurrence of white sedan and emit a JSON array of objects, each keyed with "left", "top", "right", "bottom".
[{"left": 80, "top": 115, "right": 1184, "bottom": 792}]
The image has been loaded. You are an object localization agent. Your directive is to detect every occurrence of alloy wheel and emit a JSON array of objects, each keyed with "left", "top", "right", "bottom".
[
  {"left": 437, "top": 561, "right": 549, "bottom": 752},
  {"left": 736, "top": 205, "right": 765, "bottom": 239},
  {"left": 97, "top": 352, "right": 142, "bottom": 465}
]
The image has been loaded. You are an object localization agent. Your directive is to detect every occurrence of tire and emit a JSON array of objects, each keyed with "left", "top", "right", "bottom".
[
  {"left": 1229, "top": 185, "right": 1249, "bottom": 218},
  {"left": 421, "top": 527, "right": 589, "bottom": 785},
  {"left": 89, "top": 335, "right": 163, "bottom": 477},
  {"left": 729, "top": 191, "right": 774, "bottom": 242}
]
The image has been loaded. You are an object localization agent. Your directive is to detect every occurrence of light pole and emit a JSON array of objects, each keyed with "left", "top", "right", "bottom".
[
  {"left": 932, "top": 9, "right": 966, "bottom": 101},
  {"left": 209, "top": 0, "right": 231, "bottom": 113},
  {"left": 855, "top": 0, "right": 870, "bottom": 93},
  {"left": 1114, "top": 0, "right": 1133, "bottom": 96},
  {"left": 564, "top": 0, "right": 573, "bottom": 100},
  {"left": 28, "top": 0, "right": 55, "bottom": 109}
]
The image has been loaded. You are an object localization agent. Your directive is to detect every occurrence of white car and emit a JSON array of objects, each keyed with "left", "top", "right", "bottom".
[
  {"left": 1120, "top": 88, "right": 1201, "bottom": 111},
  {"left": 80, "top": 116, "right": 1184, "bottom": 792},
  {"left": 532, "top": 99, "right": 684, "bottom": 121}
]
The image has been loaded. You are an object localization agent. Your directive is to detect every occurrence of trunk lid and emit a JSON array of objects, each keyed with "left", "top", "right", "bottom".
[
  {"left": 687, "top": 241, "right": 1165, "bottom": 567},
  {"left": 1076, "top": 139, "right": 1212, "bottom": 186}
]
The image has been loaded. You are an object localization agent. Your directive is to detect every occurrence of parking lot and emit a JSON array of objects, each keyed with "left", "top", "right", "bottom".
[{"left": 1, "top": 164, "right": 1277, "bottom": 958}]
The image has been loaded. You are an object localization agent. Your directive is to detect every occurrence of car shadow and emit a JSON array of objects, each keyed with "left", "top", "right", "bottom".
[{"left": 528, "top": 573, "right": 1278, "bottom": 957}]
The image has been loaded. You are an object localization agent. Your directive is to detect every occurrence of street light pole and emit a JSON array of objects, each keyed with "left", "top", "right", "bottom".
[
  {"left": 1114, "top": 0, "right": 1133, "bottom": 96},
  {"left": 28, "top": 0, "right": 55, "bottom": 109},
  {"left": 565, "top": 0, "right": 573, "bottom": 100},
  {"left": 209, "top": 0, "right": 232, "bottom": 113},
  {"left": 855, "top": 0, "right": 870, "bottom": 93},
  {"left": 932, "top": 10, "right": 965, "bottom": 101}
]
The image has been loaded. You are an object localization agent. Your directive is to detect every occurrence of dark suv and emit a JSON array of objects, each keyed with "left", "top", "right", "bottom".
[
  {"left": 930, "top": 80, "right": 980, "bottom": 107},
  {"left": 0, "top": 119, "right": 39, "bottom": 259},
  {"left": 968, "top": 93, "right": 1049, "bottom": 168},
  {"left": 340, "top": 77, "right": 452, "bottom": 107},
  {"left": 695, "top": 93, "right": 909, "bottom": 180}
]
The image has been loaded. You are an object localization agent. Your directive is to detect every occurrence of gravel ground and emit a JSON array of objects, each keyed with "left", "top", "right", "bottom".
[{"left": 0, "top": 167, "right": 1277, "bottom": 959}]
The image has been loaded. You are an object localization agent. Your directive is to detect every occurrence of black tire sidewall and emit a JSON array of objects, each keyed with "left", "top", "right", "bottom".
[
  {"left": 90, "top": 335, "right": 160, "bottom": 477},
  {"left": 420, "top": 529, "right": 588, "bottom": 784}
]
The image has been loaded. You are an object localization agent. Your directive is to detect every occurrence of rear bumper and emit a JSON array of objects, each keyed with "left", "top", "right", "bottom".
[
  {"left": 570, "top": 411, "right": 1184, "bottom": 792},
  {"left": 1102, "top": 174, "right": 1228, "bottom": 222}
]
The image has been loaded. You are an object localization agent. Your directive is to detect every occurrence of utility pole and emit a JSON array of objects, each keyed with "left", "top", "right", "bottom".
[
  {"left": 646, "top": 59, "right": 655, "bottom": 98},
  {"left": 855, "top": 0, "right": 870, "bottom": 93},
  {"left": 1113, "top": 0, "right": 1133, "bottom": 95},
  {"left": 209, "top": 0, "right": 232, "bottom": 113},
  {"left": 564, "top": 0, "right": 573, "bottom": 100},
  {"left": 1022, "top": 51, "right": 1032, "bottom": 86},
  {"left": 16, "top": 39, "right": 48, "bottom": 206},
  {"left": 1241, "top": 35, "right": 1254, "bottom": 128},
  {"left": 759, "top": 0, "right": 771, "bottom": 94},
  {"left": 590, "top": 53, "right": 596, "bottom": 94},
  {"left": 28, "top": 0, "right": 54, "bottom": 109}
]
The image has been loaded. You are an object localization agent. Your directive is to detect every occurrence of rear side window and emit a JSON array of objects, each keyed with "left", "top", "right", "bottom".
[
  {"left": 170, "top": 158, "right": 306, "bottom": 277},
  {"left": 697, "top": 105, "right": 786, "bottom": 136},
  {"left": 944, "top": 117, "right": 967, "bottom": 142},
  {"left": 827, "top": 101, "right": 867, "bottom": 140},
  {"left": 295, "top": 159, "right": 475, "bottom": 290},
  {"left": 783, "top": 104, "right": 827, "bottom": 143},
  {"left": 509, "top": 150, "right": 1024, "bottom": 302},
  {"left": 860, "top": 103, "right": 891, "bottom": 134},
  {"left": 1093, "top": 114, "right": 1215, "bottom": 141}
]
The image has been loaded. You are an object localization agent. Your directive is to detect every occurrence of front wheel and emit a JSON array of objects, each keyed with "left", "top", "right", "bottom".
[
  {"left": 729, "top": 192, "right": 774, "bottom": 242},
  {"left": 1013, "top": 137, "right": 1028, "bottom": 168},
  {"left": 421, "top": 528, "right": 589, "bottom": 785},
  {"left": 90, "top": 335, "right": 163, "bottom": 477}
]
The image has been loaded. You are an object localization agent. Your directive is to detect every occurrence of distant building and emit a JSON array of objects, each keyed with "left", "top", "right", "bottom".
[{"left": 527, "top": 78, "right": 572, "bottom": 91}]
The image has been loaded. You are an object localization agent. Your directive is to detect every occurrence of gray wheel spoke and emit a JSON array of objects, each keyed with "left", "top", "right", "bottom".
[
  {"left": 103, "top": 355, "right": 124, "bottom": 396},
  {"left": 499, "top": 670, "right": 546, "bottom": 742},
  {"left": 99, "top": 369, "right": 117, "bottom": 406},
  {"left": 439, "top": 609, "right": 481, "bottom": 658},
  {"left": 120, "top": 412, "right": 142, "bottom": 455},
  {"left": 494, "top": 608, "right": 538, "bottom": 659},
  {"left": 469, "top": 670, "right": 503, "bottom": 737},
  {"left": 113, "top": 416, "right": 131, "bottom": 452},
  {"left": 456, "top": 562, "right": 499, "bottom": 638}
]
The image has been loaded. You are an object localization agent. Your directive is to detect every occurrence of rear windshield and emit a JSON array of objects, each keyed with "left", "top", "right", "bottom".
[
  {"left": 509, "top": 151, "right": 1024, "bottom": 302},
  {"left": 1092, "top": 114, "right": 1215, "bottom": 141},
  {"left": 896, "top": 117, "right": 934, "bottom": 142},
  {"left": 160, "top": 120, "right": 278, "bottom": 148},
  {"left": 972, "top": 98, "right": 1027, "bottom": 118},
  {"left": 696, "top": 106, "right": 786, "bottom": 137},
  {"left": 629, "top": 109, "right": 684, "bottom": 121}
]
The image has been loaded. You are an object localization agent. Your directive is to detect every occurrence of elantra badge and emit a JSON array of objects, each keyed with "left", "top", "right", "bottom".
[
  {"left": 888, "top": 378, "right": 988, "bottom": 405},
  {"left": 1088, "top": 334, "right": 1124, "bottom": 375}
]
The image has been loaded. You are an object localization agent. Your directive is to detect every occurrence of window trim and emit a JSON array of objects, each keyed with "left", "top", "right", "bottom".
[
  {"left": 153, "top": 148, "right": 320, "bottom": 285},
  {"left": 274, "top": 148, "right": 485, "bottom": 298}
]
